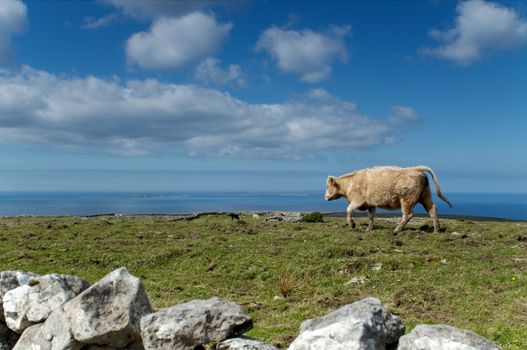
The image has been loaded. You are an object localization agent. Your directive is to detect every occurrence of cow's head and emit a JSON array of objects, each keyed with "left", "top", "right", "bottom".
[{"left": 325, "top": 176, "right": 342, "bottom": 201}]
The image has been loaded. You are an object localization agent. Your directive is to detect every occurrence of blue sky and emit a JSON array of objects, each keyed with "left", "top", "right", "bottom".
[{"left": 0, "top": 0, "right": 526, "bottom": 192}]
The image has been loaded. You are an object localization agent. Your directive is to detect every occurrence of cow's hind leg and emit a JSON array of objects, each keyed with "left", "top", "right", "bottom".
[
  {"left": 366, "top": 207, "right": 376, "bottom": 231},
  {"left": 393, "top": 200, "right": 414, "bottom": 234},
  {"left": 420, "top": 186, "right": 440, "bottom": 233}
]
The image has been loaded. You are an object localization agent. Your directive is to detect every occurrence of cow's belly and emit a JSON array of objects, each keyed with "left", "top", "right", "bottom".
[{"left": 367, "top": 193, "right": 401, "bottom": 210}]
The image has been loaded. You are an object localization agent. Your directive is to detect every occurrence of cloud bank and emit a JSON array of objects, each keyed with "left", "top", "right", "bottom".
[
  {"left": 0, "top": 66, "right": 419, "bottom": 158},
  {"left": 422, "top": 0, "right": 527, "bottom": 65},
  {"left": 0, "top": 0, "right": 27, "bottom": 66},
  {"left": 126, "top": 12, "right": 232, "bottom": 70},
  {"left": 256, "top": 25, "right": 351, "bottom": 82}
]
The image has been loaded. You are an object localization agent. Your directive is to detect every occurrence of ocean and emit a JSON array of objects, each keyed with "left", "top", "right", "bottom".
[{"left": 0, "top": 192, "right": 526, "bottom": 220}]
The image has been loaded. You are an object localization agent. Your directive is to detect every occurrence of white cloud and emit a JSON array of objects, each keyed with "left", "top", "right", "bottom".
[
  {"left": 0, "top": 67, "right": 419, "bottom": 158},
  {"left": 422, "top": 0, "right": 527, "bottom": 65},
  {"left": 82, "top": 14, "right": 117, "bottom": 29},
  {"left": 103, "top": 0, "right": 209, "bottom": 20},
  {"left": 256, "top": 25, "right": 350, "bottom": 82},
  {"left": 0, "top": 0, "right": 27, "bottom": 66},
  {"left": 126, "top": 12, "right": 232, "bottom": 70},
  {"left": 194, "top": 58, "right": 246, "bottom": 87}
]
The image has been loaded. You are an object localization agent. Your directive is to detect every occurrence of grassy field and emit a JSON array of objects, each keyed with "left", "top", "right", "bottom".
[{"left": 0, "top": 214, "right": 526, "bottom": 349}]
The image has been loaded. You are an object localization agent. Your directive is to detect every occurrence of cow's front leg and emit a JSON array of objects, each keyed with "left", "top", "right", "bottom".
[
  {"left": 366, "top": 207, "right": 376, "bottom": 231},
  {"left": 346, "top": 203, "right": 358, "bottom": 229}
]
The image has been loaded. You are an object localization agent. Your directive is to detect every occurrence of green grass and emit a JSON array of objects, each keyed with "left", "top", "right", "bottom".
[{"left": 0, "top": 215, "right": 526, "bottom": 349}]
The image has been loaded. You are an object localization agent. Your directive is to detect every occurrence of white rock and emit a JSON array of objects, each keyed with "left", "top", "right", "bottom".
[
  {"left": 398, "top": 324, "right": 501, "bottom": 350},
  {"left": 3, "top": 274, "right": 89, "bottom": 333},
  {"left": 140, "top": 296, "right": 253, "bottom": 350},
  {"left": 0, "top": 271, "right": 38, "bottom": 323},
  {"left": 288, "top": 319, "right": 369, "bottom": 350},
  {"left": 290, "top": 297, "right": 405, "bottom": 349},
  {"left": 64, "top": 267, "right": 152, "bottom": 348},
  {"left": 12, "top": 309, "right": 80, "bottom": 350}
]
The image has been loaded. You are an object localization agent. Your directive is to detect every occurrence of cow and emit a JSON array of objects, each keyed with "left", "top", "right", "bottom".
[
  {"left": 228, "top": 213, "right": 240, "bottom": 221},
  {"left": 324, "top": 166, "right": 452, "bottom": 234}
]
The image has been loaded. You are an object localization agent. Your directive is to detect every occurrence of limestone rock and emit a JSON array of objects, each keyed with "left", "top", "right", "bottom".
[
  {"left": 0, "top": 271, "right": 37, "bottom": 323},
  {"left": 289, "top": 318, "right": 380, "bottom": 350},
  {"left": 140, "top": 296, "right": 253, "bottom": 350},
  {"left": 216, "top": 337, "right": 278, "bottom": 350},
  {"left": 290, "top": 297, "right": 405, "bottom": 350},
  {"left": 12, "top": 309, "right": 80, "bottom": 350},
  {"left": 0, "top": 322, "right": 19, "bottom": 350},
  {"left": 3, "top": 274, "right": 89, "bottom": 333},
  {"left": 398, "top": 324, "right": 501, "bottom": 350},
  {"left": 64, "top": 267, "right": 152, "bottom": 348}
]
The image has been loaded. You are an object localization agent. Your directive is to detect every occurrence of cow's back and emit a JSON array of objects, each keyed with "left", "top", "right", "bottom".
[{"left": 349, "top": 166, "right": 426, "bottom": 208}]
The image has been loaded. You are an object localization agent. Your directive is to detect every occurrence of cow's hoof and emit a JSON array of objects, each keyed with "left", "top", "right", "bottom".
[
  {"left": 366, "top": 225, "right": 374, "bottom": 231},
  {"left": 392, "top": 229, "right": 400, "bottom": 235}
]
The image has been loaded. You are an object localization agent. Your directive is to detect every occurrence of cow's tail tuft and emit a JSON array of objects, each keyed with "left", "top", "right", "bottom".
[{"left": 414, "top": 166, "right": 452, "bottom": 208}]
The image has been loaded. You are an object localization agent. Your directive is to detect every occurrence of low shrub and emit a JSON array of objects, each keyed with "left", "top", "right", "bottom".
[{"left": 302, "top": 212, "right": 324, "bottom": 223}]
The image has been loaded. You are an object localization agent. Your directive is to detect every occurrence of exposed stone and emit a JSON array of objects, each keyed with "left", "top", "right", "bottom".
[
  {"left": 398, "top": 324, "right": 501, "bottom": 350},
  {"left": 0, "top": 271, "right": 38, "bottom": 323},
  {"left": 140, "top": 296, "right": 253, "bottom": 350},
  {"left": 216, "top": 337, "right": 278, "bottom": 350},
  {"left": 12, "top": 309, "right": 80, "bottom": 350},
  {"left": 64, "top": 267, "right": 152, "bottom": 348},
  {"left": 0, "top": 322, "right": 19, "bottom": 350},
  {"left": 265, "top": 213, "right": 303, "bottom": 223},
  {"left": 289, "top": 297, "right": 405, "bottom": 349},
  {"left": 3, "top": 274, "right": 89, "bottom": 333},
  {"left": 289, "top": 318, "right": 381, "bottom": 350}
]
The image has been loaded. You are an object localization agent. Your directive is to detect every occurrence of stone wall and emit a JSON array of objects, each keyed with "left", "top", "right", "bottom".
[{"left": 0, "top": 268, "right": 501, "bottom": 350}]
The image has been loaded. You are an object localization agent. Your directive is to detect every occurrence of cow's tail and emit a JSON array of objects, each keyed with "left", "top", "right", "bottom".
[{"left": 414, "top": 166, "right": 452, "bottom": 208}]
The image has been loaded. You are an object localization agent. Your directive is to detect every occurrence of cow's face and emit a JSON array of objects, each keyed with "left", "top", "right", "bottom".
[{"left": 325, "top": 176, "right": 341, "bottom": 201}]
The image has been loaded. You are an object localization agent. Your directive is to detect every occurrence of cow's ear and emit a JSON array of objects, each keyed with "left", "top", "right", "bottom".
[{"left": 327, "top": 176, "right": 335, "bottom": 184}]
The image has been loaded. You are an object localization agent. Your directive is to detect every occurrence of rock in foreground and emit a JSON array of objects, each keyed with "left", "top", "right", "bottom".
[
  {"left": 398, "top": 324, "right": 501, "bottom": 350},
  {"left": 141, "top": 296, "right": 253, "bottom": 350},
  {"left": 3, "top": 274, "right": 89, "bottom": 333},
  {"left": 0, "top": 271, "right": 37, "bottom": 323},
  {"left": 289, "top": 297, "right": 405, "bottom": 350},
  {"left": 64, "top": 267, "right": 152, "bottom": 348}
]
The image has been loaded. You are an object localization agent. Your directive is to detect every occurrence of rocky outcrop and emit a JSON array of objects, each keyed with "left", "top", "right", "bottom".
[
  {"left": 289, "top": 297, "right": 405, "bottom": 350},
  {"left": 398, "top": 324, "right": 501, "bottom": 350},
  {"left": 140, "top": 297, "right": 253, "bottom": 350},
  {"left": 3, "top": 274, "right": 90, "bottom": 333},
  {"left": 265, "top": 213, "right": 303, "bottom": 223}
]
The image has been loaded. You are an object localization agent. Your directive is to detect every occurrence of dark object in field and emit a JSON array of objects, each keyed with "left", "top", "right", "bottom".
[
  {"left": 302, "top": 212, "right": 324, "bottom": 223},
  {"left": 228, "top": 213, "right": 240, "bottom": 221}
]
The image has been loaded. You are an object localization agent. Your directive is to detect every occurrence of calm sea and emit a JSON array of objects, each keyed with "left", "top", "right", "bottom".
[{"left": 0, "top": 192, "right": 525, "bottom": 220}]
